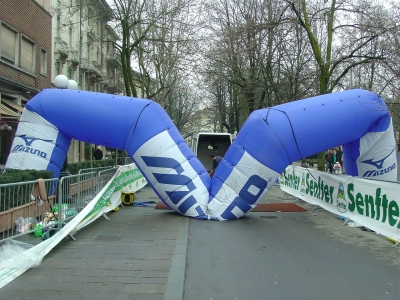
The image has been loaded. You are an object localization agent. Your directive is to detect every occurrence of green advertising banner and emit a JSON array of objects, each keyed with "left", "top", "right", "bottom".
[
  {"left": 280, "top": 166, "right": 400, "bottom": 243},
  {"left": 76, "top": 164, "right": 148, "bottom": 230}
]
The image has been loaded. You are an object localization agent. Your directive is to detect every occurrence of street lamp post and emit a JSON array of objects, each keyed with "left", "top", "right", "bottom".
[{"left": 0, "top": 122, "right": 12, "bottom": 131}]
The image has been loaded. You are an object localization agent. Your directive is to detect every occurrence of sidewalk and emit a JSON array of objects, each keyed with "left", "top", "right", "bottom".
[{"left": 0, "top": 186, "right": 188, "bottom": 300}]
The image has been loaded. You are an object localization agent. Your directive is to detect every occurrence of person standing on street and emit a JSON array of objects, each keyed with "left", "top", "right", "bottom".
[
  {"left": 93, "top": 146, "right": 103, "bottom": 160},
  {"left": 325, "top": 149, "right": 333, "bottom": 172},
  {"left": 210, "top": 154, "right": 223, "bottom": 178}
]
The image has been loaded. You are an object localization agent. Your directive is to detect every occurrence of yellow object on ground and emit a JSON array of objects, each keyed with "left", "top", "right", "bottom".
[{"left": 121, "top": 192, "right": 135, "bottom": 205}]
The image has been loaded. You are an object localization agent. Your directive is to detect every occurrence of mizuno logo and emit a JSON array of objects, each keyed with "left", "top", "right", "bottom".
[
  {"left": 362, "top": 164, "right": 396, "bottom": 178},
  {"left": 361, "top": 149, "right": 394, "bottom": 169},
  {"left": 18, "top": 134, "right": 53, "bottom": 146},
  {"left": 11, "top": 134, "right": 53, "bottom": 159}
]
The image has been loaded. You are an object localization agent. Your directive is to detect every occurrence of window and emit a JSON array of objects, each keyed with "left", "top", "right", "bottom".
[
  {"left": 21, "top": 36, "right": 35, "bottom": 73},
  {"left": 0, "top": 24, "right": 17, "bottom": 65},
  {"left": 40, "top": 49, "right": 47, "bottom": 75}
]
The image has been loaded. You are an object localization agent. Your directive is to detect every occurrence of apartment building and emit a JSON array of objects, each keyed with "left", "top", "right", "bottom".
[
  {"left": 0, "top": 0, "right": 52, "bottom": 164},
  {"left": 1, "top": 0, "right": 149, "bottom": 165},
  {"left": 52, "top": 0, "right": 125, "bottom": 163}
]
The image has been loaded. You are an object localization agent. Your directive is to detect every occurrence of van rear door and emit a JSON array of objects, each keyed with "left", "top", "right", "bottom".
[{"left": 195, "top": 133, "right": 233, "bottom": 171}]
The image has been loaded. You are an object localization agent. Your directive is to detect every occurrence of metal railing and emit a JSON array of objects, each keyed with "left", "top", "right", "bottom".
[
  {"left": 97, "top": 167, "right": 118, "bottom": 192},
  {"left": 57, "top": 172, "right": 97, "bottom": 224},
  {"left": 78, "top": 166, "right": 114, "bottom": 175},
  {"left": 0, "top": 166, "right": 120, "bottom": 243},
  {"left": 124, "top": 157, "right": 133, "bottom": 165},
  {"left": 0, "top": 178, "right": 59, "bottom": 242}
]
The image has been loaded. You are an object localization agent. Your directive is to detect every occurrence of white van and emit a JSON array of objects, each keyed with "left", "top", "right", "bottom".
[{"left": 190, "top": 132, "right": 236, "bottom": 171}]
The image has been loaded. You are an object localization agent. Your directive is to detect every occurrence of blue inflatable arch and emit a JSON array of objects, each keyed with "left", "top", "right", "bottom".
[{"left": 5, "top": 89, "right": 397, "bottom": 220}]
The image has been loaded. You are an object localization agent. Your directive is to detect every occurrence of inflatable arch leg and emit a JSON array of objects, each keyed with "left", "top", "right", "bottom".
[{"left": 5, "top": 89, "right": 397, "bottom": 220}]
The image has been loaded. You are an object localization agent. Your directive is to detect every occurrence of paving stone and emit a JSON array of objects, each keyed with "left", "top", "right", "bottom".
[
  {"left": 123, "top": 283, "right": 166, "bottom": 294},
  {"left": 0, "top": 188, "right": 185, "bottom": 299}
]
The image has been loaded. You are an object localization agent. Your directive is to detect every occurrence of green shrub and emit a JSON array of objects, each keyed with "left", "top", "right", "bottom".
[
  {"left": 67, "top": 158, "right": 116, "bottom": 174},
  {"left": 317, "top": 152, "right": 325, "bottom": 171},
  {"left": 0, "top": 169, "right": 53, "bottom": 184}
]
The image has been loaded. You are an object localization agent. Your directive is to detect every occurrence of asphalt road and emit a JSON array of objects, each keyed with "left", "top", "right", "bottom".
[{"left": 184, "top": 187, "right": 400, "bottom": 300}]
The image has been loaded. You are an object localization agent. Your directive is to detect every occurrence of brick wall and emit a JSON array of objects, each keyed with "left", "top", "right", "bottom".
[{"left": 0, "top": 0, "right": 52, "bottom": 91}]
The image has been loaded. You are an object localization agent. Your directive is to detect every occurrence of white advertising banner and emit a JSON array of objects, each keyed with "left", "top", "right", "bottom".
[
  {"left": 0, "top": 163, "right": 147, "bottom": 289},
  {"left": 75, "top": 163, "right": 148, "bottom": 231},
  {"left": 279, "top": 166, "right": 400, "bottom": 242}
]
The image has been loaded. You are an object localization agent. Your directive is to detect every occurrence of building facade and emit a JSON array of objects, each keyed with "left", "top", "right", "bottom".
[
  {"left": 1, "top": 0, "right": 148, "bottom": 166},
  {"left": 52, "top": 0, "right": 125, "bottom": 163},
  {"left": 0, "top": 0, "right": 52, "bottom": 164}
]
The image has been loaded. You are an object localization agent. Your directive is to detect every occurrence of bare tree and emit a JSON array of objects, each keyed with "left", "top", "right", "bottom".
[
  {"left": 107, "top": 0, "right": 193, "bottom": 97},
  {"left": 285, "top": 0, "right": 387, "bottom": 95},
  {"left": 163, "top": 78, "right": 201, "bottom": 132},
  {"left": 200, "top": 0, "right": 316, "bottom": 131}
]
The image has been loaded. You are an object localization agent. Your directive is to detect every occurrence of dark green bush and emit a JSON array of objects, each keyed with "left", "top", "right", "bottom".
[
  {"left": 67, "top": 158, "right": 116, "bottom": 174},
  {"left": 0, "top": 169, "right": 53, "bottom": 184},
  {"left": 317, "top": 152, "right": 325, "bottom": 171},
  {"left": 0, "top": 159, "right": 118, "bottom": 181}
]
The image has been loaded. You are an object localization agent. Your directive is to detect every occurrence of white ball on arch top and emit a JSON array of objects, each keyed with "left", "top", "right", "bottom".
[
  {"left": 54, "top": 75, "right": 69, "bottom": 89},
  {"left": 67, "top": 80, "right": 78, "bottom": 90}
]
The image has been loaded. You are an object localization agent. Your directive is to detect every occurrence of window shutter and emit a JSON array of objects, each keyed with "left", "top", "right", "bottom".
[
  {"left": 40, "top": 49, "right": 47, "bottom": 75},
  {"left": 21, "top": 37, "right": 34, "bottom": 72},
  {"left": 1, "top": 25, "right": 16, "bottom": 63}
]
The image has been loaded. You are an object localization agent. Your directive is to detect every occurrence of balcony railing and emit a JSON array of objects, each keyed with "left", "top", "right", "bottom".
[
  {"left": 106, "top": 56, "right": 122, "bottom": 69},
  {"left": 69, "top": 50, "right": 79, "bottom": 64},
  {"left": 90, "top": 61, "right": 102, "bottom": 75},
  {"left": 54, "top": 37, "right": 68, "bottom": 56},
  {"left": 80, "top": 58, "right": 90, "bottom": 70}
]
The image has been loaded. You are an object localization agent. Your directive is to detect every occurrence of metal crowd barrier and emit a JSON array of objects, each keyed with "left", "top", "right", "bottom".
[
  {"left": 78, "top": 166, "right": 114, "bottom": 175},
  {"left": 57, "top": 172, "right": 98, "bottom": 224},
  {"left": 0, "top": 165, "right": 121, "bottom": 243},
  {"left": 0, "top": 178, "right": 59, "bottom": 242},
  {"left": 97, "top": 167, "right": 118, "bottom": 192},
  {"left": 124, "top": 157, "right": 133, "bottom": 165}
]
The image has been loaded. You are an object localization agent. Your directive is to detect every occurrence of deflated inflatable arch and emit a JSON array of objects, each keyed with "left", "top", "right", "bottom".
[{"left": 5, "top": 89, "right": 398, "bottom": 220}]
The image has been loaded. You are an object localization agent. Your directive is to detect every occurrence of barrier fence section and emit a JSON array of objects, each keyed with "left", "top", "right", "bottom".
[
  {"left": 279, "top": 165, "right": 400, "bottom": 245},
  {"left": 0, "top": 178, "right": 59, "bottom": 242},
  {"left": 0, "top": 165, "right": 128, "bottom": 244},
  {"left": 57, "top": 172, "right": 98, "bottom": 225},
  {"left": 0, "top": 164, "right": 147, "bottom": 289},
  {"left": 73, "top": 163, "right": 147, "bottom": 231},
  {"left": 97, "top": 167, "right": 118, "bottom": 193},
  {"left": 124, "top": 157, "right": 133, "bottom": 165},
  {"left": 78, "top": 166, "right": 114, "bottom": 175}
]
